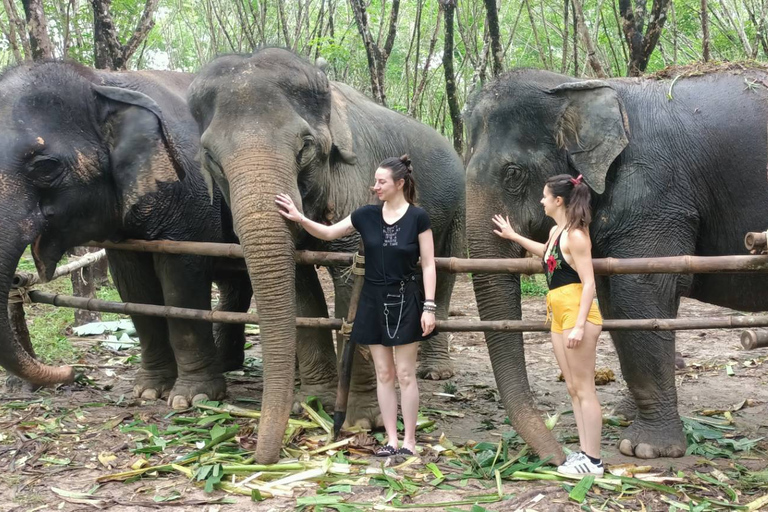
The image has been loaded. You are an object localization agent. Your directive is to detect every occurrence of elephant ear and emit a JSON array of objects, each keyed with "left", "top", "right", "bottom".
[
  {"left": 548, "top": 81, "right": 629, "bottom": 194},
  {"left": 329, "top": 85, "right": 358, "bottom": 166},
  {"left": 93, "top": 85, "right": 188, "bottom": 215}
]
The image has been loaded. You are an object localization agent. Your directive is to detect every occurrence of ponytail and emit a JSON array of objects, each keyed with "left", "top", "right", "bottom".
[
  {"left": 379, "top": 154, "right": 417, "bottom": 204},
  {"left": 545, "top": 173, "right": 592, "bottom": 230}
]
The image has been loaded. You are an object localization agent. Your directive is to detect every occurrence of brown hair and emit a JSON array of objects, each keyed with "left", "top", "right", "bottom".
[
  {"left": 379, "top": 154, "right": 416, "bottom": 204},
  {"left": 545, "top": 174, "right": 591, "bottom": 230}
]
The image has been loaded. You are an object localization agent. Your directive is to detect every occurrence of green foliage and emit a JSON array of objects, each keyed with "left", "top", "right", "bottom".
[
  {"left": 3, "top": 0, "right": 761, "bottom": 140},
  {"left": 521, "top": 275, "right": 548, "bottom": 297}
]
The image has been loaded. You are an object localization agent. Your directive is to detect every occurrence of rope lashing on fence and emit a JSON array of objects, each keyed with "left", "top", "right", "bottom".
[
  {"left": 7, "top": 287, "right": 31, "bottom": 305},
  {"left": 340, "top": 252, "right": 366, "bottom": 283}
]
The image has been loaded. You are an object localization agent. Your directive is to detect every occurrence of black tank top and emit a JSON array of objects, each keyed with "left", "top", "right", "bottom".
[{"left": 543, "top": 230, "right": 581, "bottom": 290}]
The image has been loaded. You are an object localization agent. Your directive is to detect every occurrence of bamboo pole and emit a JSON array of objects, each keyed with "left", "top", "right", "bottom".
[
  {"left": 740, "top": 329, "right": 768, "bottom": 350},
  {"left": 86, "top": 240, "right": 768, "bottom": 275},
  {"left": 25, "top": 290, "right": 768, "bottom": 333},
  {"left": 333, "top": 243, "right": 365, "bottom": 438},
  {"left": 13, "top": 249, "right": 107, "bottom": 288},
  {"left": 744, "top": 231, "right": 767, "bottom": 253}
]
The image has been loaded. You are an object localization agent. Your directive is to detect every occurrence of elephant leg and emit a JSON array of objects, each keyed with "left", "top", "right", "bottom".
[
  {"left": 419, "top": 213, "right": 462, "bottom": 380},
  {"left": 597, "top": 273, "right": 687, "bottom": 459},
  {"left": 417, "top": 271, "right": 456, "bottom": 380},
  {"left": 213, "top": 277, "right": 253, "bottom": 372},
  {"left": 292, "top": 264, "right": 339, "bottom": 412},
  {"left": 108, "top": 250, "right": 177, "bottom": 400},
  {"left": 153, "top": 254, "right": 225, "bottom": 409}
]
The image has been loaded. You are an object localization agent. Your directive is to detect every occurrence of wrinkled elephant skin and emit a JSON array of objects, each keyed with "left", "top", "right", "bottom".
[
  {"left": 188, "top": 48, "right": 465, "bottom": 463},
  {"left": 0, "top": 62, "right": 251, "bottom": 406},
  {"left": 465, "top": 67, "right": 768, "bottom": 460}
]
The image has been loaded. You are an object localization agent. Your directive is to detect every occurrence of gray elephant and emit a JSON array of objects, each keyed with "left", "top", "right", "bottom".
[
  {"left": 0, "top": 61, "right": 252, "bottom": 407},
  {"left": 464, "top": 67, "right": 768, "bottom": 462},
  {"left": 188, "top": 48, "right": 465, "bottom": 463}
]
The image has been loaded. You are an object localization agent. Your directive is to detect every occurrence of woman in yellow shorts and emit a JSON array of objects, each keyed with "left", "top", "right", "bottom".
[{"left": 492, "top": 174, "right": 604, "bottom": 477}]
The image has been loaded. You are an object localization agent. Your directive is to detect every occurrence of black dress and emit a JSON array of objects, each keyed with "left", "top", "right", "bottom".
[{"left": 349, "top": 204, "right": 437, "bottom": 347}]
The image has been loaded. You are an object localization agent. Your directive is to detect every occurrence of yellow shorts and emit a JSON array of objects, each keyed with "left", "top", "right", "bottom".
[{"left": 546, "top": 283, "right": 603, "bottom": 334}]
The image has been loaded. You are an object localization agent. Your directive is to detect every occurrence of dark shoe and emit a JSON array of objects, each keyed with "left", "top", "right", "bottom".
[
  {"left": 375, "top": 445, "right": 397, "bottom": 457},
  {"left": 396, "top": 447, "right": 415, "bottom": 456}
]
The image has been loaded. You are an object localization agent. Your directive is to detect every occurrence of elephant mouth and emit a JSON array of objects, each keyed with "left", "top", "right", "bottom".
[{"left": 30, "top": 234, "right": 63, "bottom": 283}]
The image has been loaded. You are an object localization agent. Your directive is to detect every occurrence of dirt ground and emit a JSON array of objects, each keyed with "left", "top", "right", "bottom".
[{"left": 1, "top": 272, "right": 767, "bottom": 511}]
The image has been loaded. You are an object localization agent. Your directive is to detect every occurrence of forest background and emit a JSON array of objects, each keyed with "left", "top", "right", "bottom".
[{"left": 0, "top": 0, "right": 761, "bottom": 153}]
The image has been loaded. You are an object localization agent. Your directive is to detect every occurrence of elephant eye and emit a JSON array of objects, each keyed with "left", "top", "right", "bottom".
[
  {"left": 502, "top": 163, "right": 526, "bottom": 194},
  {"left": 27, "top": 155, "right": 63, "bottom": 187},
  {"left": 297, "top": 136, "right": 315, "bottom": 166}
]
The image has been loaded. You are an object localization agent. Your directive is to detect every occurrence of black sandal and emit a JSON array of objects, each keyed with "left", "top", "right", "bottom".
[
  {"left": 396, "top": 447, "right": 415, "bottom": 456},
  {"left": 375, "top": 445, "right": 398, "bottom": 457}
]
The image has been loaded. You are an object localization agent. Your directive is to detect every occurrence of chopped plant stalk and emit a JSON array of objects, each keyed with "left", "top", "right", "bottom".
[
  {"left": 195, "top": 401, "right": 317, "bottom": 428},
  {"left": 96, "top": 463, "right": 179, "bottom": 482},
  {"left": 309, "top": 437, "right": 353, "bottom": 455},
  {"left": 174, "top": 425, "right": 240, "bottom": 463},
  {"left": 221, "top": 463, "right": 305, "bottom": 474},
  {"left": 300, "top": 402, "right": 333, "bottom": 433},
  {"left": 569, "top": 475, "right": 595, "bottom": 503}
]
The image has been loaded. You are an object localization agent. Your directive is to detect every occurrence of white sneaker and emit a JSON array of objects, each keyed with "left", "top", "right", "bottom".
[{"left": 557, "top": 452, "right": 604, "bottom": 477}]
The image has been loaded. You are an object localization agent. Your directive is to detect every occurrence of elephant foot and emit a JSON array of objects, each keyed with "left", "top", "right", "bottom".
[
  {"left": 292, "top": 382, "right": 337, "bottom": 415},
  {"left": 344, "top": 388, "right": 383, "bottom": 430},
  {"left": 618, "top": 418, "right": 687, "bottom": 459},
  {"left": 167, "top": 374, "right": 227, "bottom": 410},
  {"left": 133, "top": 368, "right": 177, "bottom": 401},
  {"left": 417, "top": 360, "right": 454, "bottom": 380},
  {"left": 611, "top": 394, "right": 637, "bottom": 420},
  {"left": 219, "top": 349, "right": 246, "bottom": 373},
  {"left": 5, "top": 374, "right": 41, "bottom": 393}
]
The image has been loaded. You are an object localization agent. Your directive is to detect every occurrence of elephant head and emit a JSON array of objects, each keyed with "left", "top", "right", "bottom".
[
  {"left": 464, "top": 69, "right": 629, "bottom": 462},
  {"left": 0, "top": 62, "right": 185, "bottom": 385},
  {"left": 188, "top": 48, "right": 357, "bottom": 463}
]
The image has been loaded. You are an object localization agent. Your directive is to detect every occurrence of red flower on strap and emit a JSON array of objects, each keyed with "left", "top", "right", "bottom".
[{"left": 546, "top": 254, "right": 558, "bottom": 273}]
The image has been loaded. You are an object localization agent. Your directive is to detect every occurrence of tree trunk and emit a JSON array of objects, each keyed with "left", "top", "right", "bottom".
[
  {"left": 483, "top": 0, "right": 503, "bottom": 76},
  {"left": 618, "top": 0, "right": 671, "bottom": 77},
  {"left": 561, "top": 0, "right": 569, "bottom": 73},
  {"left": 21, "top": 0, "right": 53, "bottom": 60},
  {"left": 67, "top": 247, "right": 103, "bottom": 326},
  {"left": 571, "top": 0, "right": 607, "bottom": 77},
  {"left": 3, "top": 0, "right": 32, "bottom": 60},
  {"left": 0, "top": 14, "right": 23, "bottom": 62},
  {"left": 441, "top": 0, "right": 463, "bottom": 155},
  {"left": 348, "top": 0, "right": 399, "bottom": 106},
  {"left": 90, "top": 0, "right": 159, "bottom": 70},
  {"left": 409, "top": 11, "right": 441, "bottom": 117}
]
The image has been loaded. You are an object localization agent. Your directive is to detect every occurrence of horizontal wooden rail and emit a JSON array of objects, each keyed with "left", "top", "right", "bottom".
[
  {"left": 86, "top": 240, "right": 768, "bottom": 275},
  {"left": 27, "top": 291, "right": 768, "bottom": 333}
]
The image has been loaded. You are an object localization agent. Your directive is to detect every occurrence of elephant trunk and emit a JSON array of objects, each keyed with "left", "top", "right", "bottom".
[
  {"left": 226, "top": 153, "right": 298, "bottom": 464},
  {"left": 0, "top": 202, "right": 75, "bottom": 385},
  {"left": 466, "top": 187, "right": 563, "bottom": 464}
]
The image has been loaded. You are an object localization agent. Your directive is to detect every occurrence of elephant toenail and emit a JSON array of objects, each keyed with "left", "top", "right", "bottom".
[{"left": 192, "top": 393, "right": 209, "bottom": 404}]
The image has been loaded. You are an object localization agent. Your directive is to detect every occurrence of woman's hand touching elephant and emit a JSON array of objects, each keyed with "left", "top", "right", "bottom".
[
  {"left": 275, "top": 193, "right": 305, "bottom": 224},
  {"left": 492, "top": 214, "right": 518, "bottom": 241}
]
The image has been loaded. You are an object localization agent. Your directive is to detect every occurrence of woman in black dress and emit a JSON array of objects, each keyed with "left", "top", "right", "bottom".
[{"left": 275, "top": 154, "right": 436, "bottom": 457}]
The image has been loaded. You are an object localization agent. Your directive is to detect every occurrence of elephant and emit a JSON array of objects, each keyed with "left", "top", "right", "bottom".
[
  {"left": 0, "top": 61, "right": 252, "bottom": 408},
  {"left": 187, "top": 48, "right": 466, "bottom": 463},
  {"left": 464, "top": 66, "right": 768, "bottom": 462}
]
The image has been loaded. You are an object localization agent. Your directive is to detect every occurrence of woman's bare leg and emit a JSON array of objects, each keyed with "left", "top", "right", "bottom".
[
  {"left": 561, "top": 322, "right": 603, "bottom": 458},
  {"left": 369, "top": 344, "right": 398, "bottom": 449},
  {"left": 394, "top": 342, "right": 420, "bottom": 453}
]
